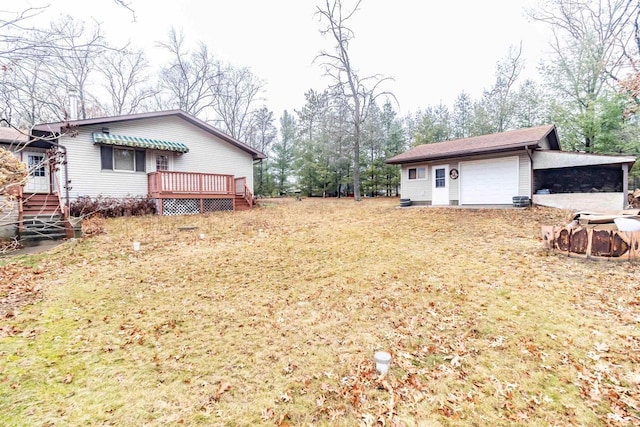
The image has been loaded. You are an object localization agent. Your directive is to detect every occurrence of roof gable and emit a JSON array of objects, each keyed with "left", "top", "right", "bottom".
[
  {"left": 386, "top": 125, "right": 559, "bottom": 164},
  {"left": 32, "top": 110, "right": 266, "bottom": 160}
]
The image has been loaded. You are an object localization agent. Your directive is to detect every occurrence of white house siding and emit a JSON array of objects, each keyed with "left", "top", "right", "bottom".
[
  {"left": 518, "top": 153, "right": 532, "bottom": 197},
  {"left": 449, "top": 162, "right": 460, "bottom": 203},
  {"left": 532, "top": 150, "right": 636, "bottom": 169},
  {"left": 58, "top": 116, "right": 254, "bottom": 200},
  {"left": 400, "top": 163, "right": 430, "bottom": 202}
]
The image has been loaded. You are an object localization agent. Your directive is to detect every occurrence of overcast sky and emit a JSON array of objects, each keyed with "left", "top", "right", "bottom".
[{"left": 26, "top": 0, "right": 550, "bottom": 117}]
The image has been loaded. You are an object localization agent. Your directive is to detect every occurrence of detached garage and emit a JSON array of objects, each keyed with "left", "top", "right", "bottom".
[{"left": 386, "top": 125, "right": 636, "bottom": 211}]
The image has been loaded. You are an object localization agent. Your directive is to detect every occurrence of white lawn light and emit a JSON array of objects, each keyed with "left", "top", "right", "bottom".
[
  {"left": 133, "top": 241, "right": 140, "bottom": 251},
  {"left": 199, "top": 233, "right": 205, "bottom": 239},
  {"left": 374, "top": 351, "right": 392, "bottom": 375}
]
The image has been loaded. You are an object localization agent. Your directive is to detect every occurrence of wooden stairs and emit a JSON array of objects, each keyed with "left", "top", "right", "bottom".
[
  {"left": 234, "top": 194, "right": 253, "bottom": 211},
  {"left": 19, "top": 193, "right": 67, "bottom": 243}
]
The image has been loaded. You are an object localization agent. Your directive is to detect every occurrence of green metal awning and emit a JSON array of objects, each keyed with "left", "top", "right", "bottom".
[{"left": 92, "top": 132, "right": 189, "bottom": 153}]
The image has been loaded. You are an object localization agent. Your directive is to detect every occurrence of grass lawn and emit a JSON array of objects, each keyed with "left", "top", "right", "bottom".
[{"left": 1, "top": 198, "right": 639, "bottom": 426}]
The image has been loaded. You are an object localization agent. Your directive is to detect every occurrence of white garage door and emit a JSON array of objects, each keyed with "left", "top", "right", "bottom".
[{"left": 460, "top": 157, "right": 519, "bottom": 204}]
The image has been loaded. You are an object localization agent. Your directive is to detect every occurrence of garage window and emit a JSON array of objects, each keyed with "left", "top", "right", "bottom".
[{"left": 408, "top": 167, "right": 426, "bottom": 180}]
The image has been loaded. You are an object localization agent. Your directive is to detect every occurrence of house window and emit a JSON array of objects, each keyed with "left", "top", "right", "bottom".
[
  {"left": 156, "top": 154, "right": 169, "bottom": 171},
  {"left": 435, "top": 168, "right": 446, "bottom": 188},
  {"left": 28, "top": 154, "right": 46, "bottom": 177},
  {"left": 114, "top": 148, "right": 135, "bottom": 171},
  {"left": 408, "top": 167, "right": 426, "bottom": 180},
  {"left": 101, "top": 146, "right": 145, "bottom": 172}
]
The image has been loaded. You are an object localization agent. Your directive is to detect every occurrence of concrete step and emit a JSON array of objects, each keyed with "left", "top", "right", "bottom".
[{"left": 20, "top": 215, "right": 67, "bottom": 242}]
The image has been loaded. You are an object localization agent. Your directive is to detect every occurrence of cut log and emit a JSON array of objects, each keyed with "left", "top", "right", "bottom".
[{"left": 541, "top": 225, "right": 640, "bottom": 260}]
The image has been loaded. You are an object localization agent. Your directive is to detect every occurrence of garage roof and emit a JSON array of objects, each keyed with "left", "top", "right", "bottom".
[{"left": 386, "top": 124, "right": 559, "bottom": 164}]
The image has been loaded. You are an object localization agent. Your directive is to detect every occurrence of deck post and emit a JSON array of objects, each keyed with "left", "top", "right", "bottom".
[{"left": 622, "top": 163, "right": 629, "bottom": 209}]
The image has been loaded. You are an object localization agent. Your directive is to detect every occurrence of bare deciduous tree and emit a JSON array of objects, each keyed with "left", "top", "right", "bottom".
[
  {"left": 315, "top": 0, "right": 393, "bottom": 201},
  {"left": 482, "top": 44, "right": 524, "bottom": 132},
  {"left": 157, "top": 28, "right": 218, "bottom": 118},
  {"left": 209, "top": 65, "right": 265, "bottom": 141},
  {"left": 113, "top": 0, "right": 137, "bottom": 21},
  {"left": 98, "top": 49, "right": 157, "bottom": 115}
]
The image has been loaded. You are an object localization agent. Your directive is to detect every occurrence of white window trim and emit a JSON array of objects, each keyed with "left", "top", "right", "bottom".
[
  {"left": 407, "top": 166, "right": 427, "bottom": 180},
  {"left": 155, "top": 152, "right": 173, "bottom": 171},
  {"left": 102, "top": 146, "right": 146, "bottom": 174},
  {"left": 113, "top": 147, "right": 136, "bottom": 172}
]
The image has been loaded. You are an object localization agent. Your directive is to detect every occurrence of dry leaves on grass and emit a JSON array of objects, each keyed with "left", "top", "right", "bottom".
[
  {"left": 1, "top": 200, "right": 639, "bottom": 426},
  {"left": 0, "top": 264, "right": 45, "bottom": 321}
]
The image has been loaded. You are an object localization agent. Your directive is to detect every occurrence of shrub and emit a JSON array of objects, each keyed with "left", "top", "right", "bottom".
[
  {"left": 70, "top": 196, "right": 156, "bottom": 218},
  {"left": 81, "top": 215, "right": 106, "bottom": 237}
]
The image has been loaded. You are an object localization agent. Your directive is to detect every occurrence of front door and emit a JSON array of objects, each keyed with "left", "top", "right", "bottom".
[
  {"left": 24, "top": 151, "right": 50, "bottom": 193},
  {"left": 432, "top": 165, "right": 449, "bottom": 206}
]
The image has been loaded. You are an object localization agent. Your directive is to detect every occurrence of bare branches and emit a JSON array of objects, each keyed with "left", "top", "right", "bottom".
[
  {"left": 157, "top": 28, "right": 218, "bottom": 117},
  {"left": 529, "top": 0, "right": 640, "bottom": 79},
  {"left": 98, "top": 49, "right": 157, "bottom": 115},
  {"left": 315, "top": 0, "right": 393, "bottom": 201},
  {"left": 209, "top": 65, "right": 265, "bottom": 141},
  {"left": 1, "top": 10, "right": 130, "bottom": 125},
  {"left": 0, "top": 5, "right": 49, "bottom": 61},
  {"left": 113, "top": 0, "right": 137, "bottom": 22}
]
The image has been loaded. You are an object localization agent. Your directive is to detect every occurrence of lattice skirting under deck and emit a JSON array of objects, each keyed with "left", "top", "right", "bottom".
[{"left": 160, "top": 198, "right": 234, "bottom": 215}]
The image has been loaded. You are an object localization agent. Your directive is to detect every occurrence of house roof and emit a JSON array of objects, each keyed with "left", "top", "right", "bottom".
[
  {"left": 32, "top": 110, "right": 267, "bottom": 160},
  {"left": 0, "top": 127, "right": 29, "bottom": 144},
  {"left": 532, "top": 149, "right": 636, "bottom": 170},
  {"left": 386, "top": 124, "right": 559, "bottom": 164}
]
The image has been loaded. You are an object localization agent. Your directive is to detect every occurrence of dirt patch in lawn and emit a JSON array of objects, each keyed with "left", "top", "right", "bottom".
[{"left": 1, "top": 198, "right": 639, "bottom": 426}]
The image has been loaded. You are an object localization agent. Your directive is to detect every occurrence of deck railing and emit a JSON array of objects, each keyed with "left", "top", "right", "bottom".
[{"left": 148, "top": 171, "right": 235, "bottom": 197}]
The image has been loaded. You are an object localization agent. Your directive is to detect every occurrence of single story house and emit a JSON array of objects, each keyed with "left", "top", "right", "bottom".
[
  {"left": 2, "top": 110, "right": 265, "bottom": 241},
  {"left": 386, "top": 125, "right": 636, "bottom": 211},
  {"left": 31, "top": 109, "right": 266, "bottom": 215}
]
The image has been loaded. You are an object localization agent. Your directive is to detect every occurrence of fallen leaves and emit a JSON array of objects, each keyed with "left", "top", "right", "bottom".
[
  {"left": 1, "top": 200, "right": 639, "bottom": 425},
  {"left": 63, "top": 373, "right": 73, "bottom": 384},
  {"left": 213, "top": 382, "right": 231, "bottom": 401}
]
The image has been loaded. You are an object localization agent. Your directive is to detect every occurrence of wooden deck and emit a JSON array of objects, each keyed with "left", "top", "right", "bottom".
[{"left": 148, "top": 171, "right": 253, "bottom": 214}]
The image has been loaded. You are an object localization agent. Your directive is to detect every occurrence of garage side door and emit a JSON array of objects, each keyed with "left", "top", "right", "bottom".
[{"left": 460, "top": 157, "right": 519, "bottom": 204}]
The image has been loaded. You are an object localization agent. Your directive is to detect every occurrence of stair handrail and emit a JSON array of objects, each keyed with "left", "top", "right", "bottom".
[{"left": 244, "top": 184, "right": 253, "bottom": 208}]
